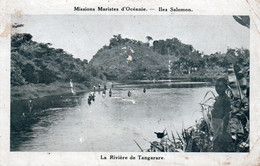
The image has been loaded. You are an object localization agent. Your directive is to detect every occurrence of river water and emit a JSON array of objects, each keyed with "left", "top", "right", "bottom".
[{"left": 11, "top": 82, "right": 215, "bottom": 151}]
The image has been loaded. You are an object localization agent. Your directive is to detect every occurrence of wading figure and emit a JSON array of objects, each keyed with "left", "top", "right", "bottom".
[
  {"left": 88, "top": 98, "right": 91, "bottom": 105},
  {"left": 109, "top": 89, "right": 112, "bottom": 97},
  {"left": 91, "top": 93, "right": 95, "bottom": 101},
  {"left": 212, "top": 78, "right": 233, "bottom": 152},
  {"left": 143, "top": 88, "right": 146, "bottom": 93},
  {"left": 98, "top": 84, "right": 101, "bottom": 92},
  {"left": 128, "top": 91, "right": 131, "bottom": 97}
]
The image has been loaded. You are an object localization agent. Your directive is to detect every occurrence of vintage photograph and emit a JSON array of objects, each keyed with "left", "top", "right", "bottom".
[{"left": 10, "top": 15, "right": 250, "bottom": 152}]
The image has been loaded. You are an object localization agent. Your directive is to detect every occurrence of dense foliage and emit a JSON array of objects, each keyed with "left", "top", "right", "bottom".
[
  {"left": 87, "top": 35, "right": 169, "bottom": 81},
  {"left": 88, "top": 34, "right": 249, "bottom": 81},
  {"left": 11, "top": 33, "right": 91, "bottom": 86}
]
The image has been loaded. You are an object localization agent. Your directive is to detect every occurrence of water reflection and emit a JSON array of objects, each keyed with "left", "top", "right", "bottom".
[{"left": 11, "top": 83, "right": 214, "bottom": 151}]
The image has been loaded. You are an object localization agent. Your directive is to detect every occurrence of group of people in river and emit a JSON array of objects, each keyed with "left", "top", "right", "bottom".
[
  {"left": 87, "top": 83, "right": 147, "bottom": 105},
  {"left": 87, "top": 93, "right": 95, "bottom": 105},
  {"left": 88, "top": 84, "right": 108, "bottom": 105}
]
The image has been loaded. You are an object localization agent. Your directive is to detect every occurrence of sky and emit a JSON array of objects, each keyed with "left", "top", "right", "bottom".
[{"left": 12, "top": 15, "right": 250, "bottom": 61}]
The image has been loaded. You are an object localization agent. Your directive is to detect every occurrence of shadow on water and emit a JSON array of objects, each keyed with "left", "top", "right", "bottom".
[{"left": 10, "top": 94, "right": 82, "bottom": 151}]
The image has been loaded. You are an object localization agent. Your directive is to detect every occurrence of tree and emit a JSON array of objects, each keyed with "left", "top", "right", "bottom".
[
  {"left": 109, "top": 34, "right": 123, "bottom": 48},
  {"left": 146, "top": 36, "right": 153, "bottom": 42}
]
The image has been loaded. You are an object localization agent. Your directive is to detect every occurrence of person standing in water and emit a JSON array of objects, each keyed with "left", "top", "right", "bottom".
[
  {"left": 88, "top": 98, "right": 91, "bottom": 105},
  {"left": 92, "top": 93, "right": 95, "bottom": 101},
  {"left": 143, "top": 88, "right": 146, "bottom": 93},
  {"left": 98, "top": 84, "right": 101, "bottom": 92},
  {"left": 109, "top": 89, "right": 112, "bottom": 97},
  {"left": 212, "top": 78, "right": 233, "bottom": 152},
  {"left": 128, "top": 91, "right": 131, "bottom": 97}
]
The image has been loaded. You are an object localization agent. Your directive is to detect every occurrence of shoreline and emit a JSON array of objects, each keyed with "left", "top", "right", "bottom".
[
  {"left": 11, "top": 81, "right": 91, "bottom": 101},
  {"left": 11, "top": 78, "right": 214, "bottom": 101}
]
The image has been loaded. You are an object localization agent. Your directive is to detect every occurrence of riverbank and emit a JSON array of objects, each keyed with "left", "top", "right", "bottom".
[
  {"left": 11, "top": 82, "right": 91, "bottom": 101},
  {"left": 11, "top": 77, "right": 215, "bottom": 101}
]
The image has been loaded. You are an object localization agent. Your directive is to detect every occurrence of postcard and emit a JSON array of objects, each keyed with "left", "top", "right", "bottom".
[{"left": 1, "top": 0, "right": 260, "bottom": 165}]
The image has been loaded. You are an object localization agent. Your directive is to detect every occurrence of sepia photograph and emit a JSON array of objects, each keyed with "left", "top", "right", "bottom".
[{"left": 10, "top": 15, "right": 250, "bottom": 152}]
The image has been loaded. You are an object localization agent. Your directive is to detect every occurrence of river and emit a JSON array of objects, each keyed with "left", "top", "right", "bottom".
[{"left": 11, "top": 82, "right": 215, "bottom": 151}]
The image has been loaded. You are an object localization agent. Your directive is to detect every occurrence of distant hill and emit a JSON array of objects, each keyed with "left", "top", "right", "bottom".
[
  {"left": 87, "top": 35, "right": 202, "bottom": 81},
  {"left": 88, "top": 38, "right": 168, "bottom": 80},
  {"left": 87, "top": 34, "right": 249, "bottom": 82},
  {"left": 11, "top": 33, "right": 92, "bottom": 87}
]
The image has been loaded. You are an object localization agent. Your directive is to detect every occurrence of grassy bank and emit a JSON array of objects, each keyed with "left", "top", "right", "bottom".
[
  {"left": 11, "top": 81, "right": 91, "bottom": 101},
  {"left": 11, "top": 77, "right": 214, "bottom": 101}
]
